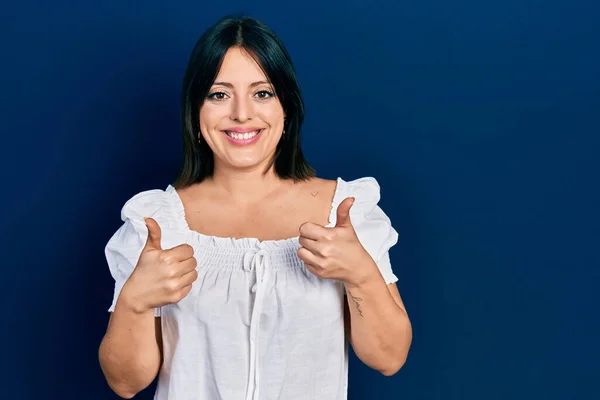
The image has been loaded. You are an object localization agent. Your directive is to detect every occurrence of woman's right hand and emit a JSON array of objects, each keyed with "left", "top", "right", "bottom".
[{"left": 120, "top": 217, "right": 198, "bottom": 313}]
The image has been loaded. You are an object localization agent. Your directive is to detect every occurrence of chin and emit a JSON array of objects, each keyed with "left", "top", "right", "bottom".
[
  {"left": 219, "top": 147, "right": 278, "bottom": 171},
  {"left": 223, "top": 155, "right": 269, "bottom": 170}
]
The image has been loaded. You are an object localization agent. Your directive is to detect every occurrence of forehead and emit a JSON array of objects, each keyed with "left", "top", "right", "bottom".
[{"left": 215, "top": 47, "right": 268, "bottom": 83}]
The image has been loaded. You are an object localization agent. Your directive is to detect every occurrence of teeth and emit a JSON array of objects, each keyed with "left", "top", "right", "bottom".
[{"left": 226, "top": 130, "right": 260, "bottom": 140}]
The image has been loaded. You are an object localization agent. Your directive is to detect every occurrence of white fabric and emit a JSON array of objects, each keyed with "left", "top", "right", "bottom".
[{"left": 105, "top": 177, "right": 398, "bottom": 400}]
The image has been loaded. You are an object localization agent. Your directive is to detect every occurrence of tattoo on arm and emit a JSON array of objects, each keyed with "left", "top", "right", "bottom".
[{"left": 347, "top": 290, "right": 364, "bottom": 317}]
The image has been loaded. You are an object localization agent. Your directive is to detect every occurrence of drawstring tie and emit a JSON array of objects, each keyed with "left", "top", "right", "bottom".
[{"left": 243, "top": 248, "right": 270, "bottom": 400}]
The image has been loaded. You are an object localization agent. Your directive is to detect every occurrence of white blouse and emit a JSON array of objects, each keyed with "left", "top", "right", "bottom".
[{"left": 106, "top": 177, "right": 398, "bottom": 400}]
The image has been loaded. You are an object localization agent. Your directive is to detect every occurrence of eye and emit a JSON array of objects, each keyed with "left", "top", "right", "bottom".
[
  {"left": 207, "top": 91, "right": 227, "bottom": 100},
  {"left": 255, "top": 90, "right": 274, "bottom": 99}
]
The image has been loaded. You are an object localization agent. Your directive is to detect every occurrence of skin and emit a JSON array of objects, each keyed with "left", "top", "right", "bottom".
[
  {"left": 98, "top": 46, "right": 412, "bottom": 398},
  {"left": 298, "top": 198, "right": 412, "bottom": 375}
]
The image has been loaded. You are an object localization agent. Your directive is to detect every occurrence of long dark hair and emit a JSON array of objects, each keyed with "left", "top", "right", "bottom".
[{"left": 173, "top": 15, "right": 315, "bottom": 188}]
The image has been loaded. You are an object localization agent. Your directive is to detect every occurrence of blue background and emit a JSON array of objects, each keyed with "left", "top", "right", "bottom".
[{"left": 1, "top": 0, "right": 599, "bottom": 399}]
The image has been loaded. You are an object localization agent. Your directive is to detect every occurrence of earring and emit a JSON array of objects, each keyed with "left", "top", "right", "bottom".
[{"left": 283, "top": 118, "right": 286, "bottom": 138}]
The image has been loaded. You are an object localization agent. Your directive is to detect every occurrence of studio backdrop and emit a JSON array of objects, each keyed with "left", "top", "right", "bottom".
[{"left": 1, "top": 0, "right": 598, "bottom": 399}]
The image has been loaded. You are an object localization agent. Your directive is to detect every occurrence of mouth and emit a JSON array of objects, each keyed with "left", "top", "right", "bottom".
[{"left": 221, "top": 129, "right": 263, "bottom": 145}]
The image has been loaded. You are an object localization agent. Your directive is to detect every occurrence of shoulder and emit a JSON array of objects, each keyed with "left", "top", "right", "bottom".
[
  {"left": 290, "top": 176, "right": 338, "bottom": 206},
  {"left": 321, "top": 176, "right": 387, "bottom": 227},
  {"left": 105, "top": 184, "right": 187, "bottom": 256},
  {"left": 116, "top": 185, "right": 184, "bottom": 230},
  {"left": 299, "top": 176, "right": 380, "bottom": 202},
  {"left": 332, "top": 177, "right": 398, "bottom": 273},
  {"left": 299, "top": 177, "right": 338, "bottom": 192},
  {"left": 334, "top": 176, "right": 382, "bottom": 213}
]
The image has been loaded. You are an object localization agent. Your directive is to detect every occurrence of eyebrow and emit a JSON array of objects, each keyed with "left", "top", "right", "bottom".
[{"left": 212, "top": 80, "right": 271, "bottom": 88}]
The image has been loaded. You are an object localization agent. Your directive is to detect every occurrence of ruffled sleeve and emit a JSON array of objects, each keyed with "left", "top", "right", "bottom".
[
  {"left": 331, "top": 177, "right": 399, "bottom": 284},
  {"left": 105, "top": 188, "right": 175, "bottom": 316}
]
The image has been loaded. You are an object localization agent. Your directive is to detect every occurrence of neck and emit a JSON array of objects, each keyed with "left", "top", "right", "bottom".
[{"left": 209, "top": 162, "right": 287, "bottom": 204}]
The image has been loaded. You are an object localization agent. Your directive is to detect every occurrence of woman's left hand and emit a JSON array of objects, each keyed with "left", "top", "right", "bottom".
[{"left": 297, "top": 197, "right": 379, "bottom": 288}]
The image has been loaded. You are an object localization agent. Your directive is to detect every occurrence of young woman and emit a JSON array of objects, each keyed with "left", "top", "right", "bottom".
[{"left": 98, "top": 15, "right": 412, "bottom": 400}]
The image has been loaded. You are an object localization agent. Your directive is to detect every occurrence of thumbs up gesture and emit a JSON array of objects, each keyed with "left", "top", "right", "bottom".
[
  {"left": 121, "top": 217, "right": 198, "bottom": 313},
  {"left": 297, "top": 198, "right": 377, "bottom": 288}
]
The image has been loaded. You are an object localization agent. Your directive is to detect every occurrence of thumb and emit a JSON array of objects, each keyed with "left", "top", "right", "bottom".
[
  {"left": 143, "top": 217, "right": 162, "bottom": 251},
  {"left": 335, "top": 197, "right": 355, "bottom": 228}
]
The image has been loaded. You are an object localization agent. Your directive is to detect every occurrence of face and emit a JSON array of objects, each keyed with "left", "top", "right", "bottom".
[{"left": 199, "top": 46, "right": 285, "bottom": 172}]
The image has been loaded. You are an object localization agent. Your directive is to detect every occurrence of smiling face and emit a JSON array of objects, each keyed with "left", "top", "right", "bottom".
[{"left": 198, "top": 46, "right": 286, "bottom": 172}]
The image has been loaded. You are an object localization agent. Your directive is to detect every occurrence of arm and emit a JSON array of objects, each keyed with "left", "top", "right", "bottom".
[
  {"left": 297, "top": 193, "right": 412, "bottom": 376},
  {"left": 344, "top": 266, "right": 412, "bottom": 376},
  {"left": 98, "top": 286, "right": 163, "bottom": 399},
  {"left": 100, "top": 216, "right": 197, "bottom": 398}
]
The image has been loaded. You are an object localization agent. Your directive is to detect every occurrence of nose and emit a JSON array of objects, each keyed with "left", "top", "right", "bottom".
[{"left": 230, "top": 95, "right": 254, "bottom": 122}]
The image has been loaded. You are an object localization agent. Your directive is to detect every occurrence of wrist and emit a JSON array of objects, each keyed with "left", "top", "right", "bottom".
[
  {"left": 344, "top": 260, "right": 382, "bottom": 291},
  {"left": 117, "top": 282, "right": 152, "bottom": 315}
]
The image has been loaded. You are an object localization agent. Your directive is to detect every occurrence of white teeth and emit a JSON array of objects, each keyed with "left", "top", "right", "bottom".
[{"left": 226, "top": 130, "right": 260, "bottom": 140}]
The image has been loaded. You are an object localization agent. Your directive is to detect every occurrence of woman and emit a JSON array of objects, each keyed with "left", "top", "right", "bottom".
[{"left": 99, "top": 15, "right": 412, "bottom": 400}]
